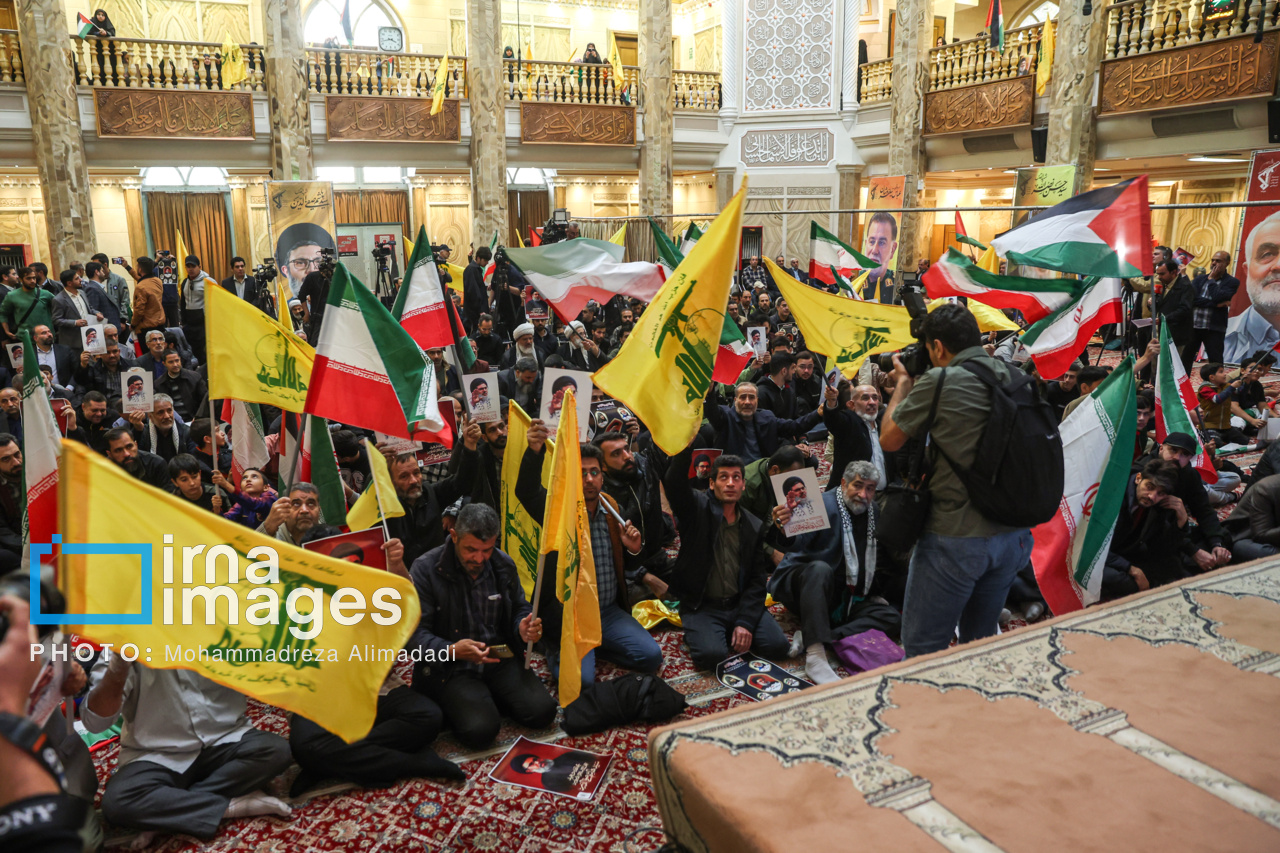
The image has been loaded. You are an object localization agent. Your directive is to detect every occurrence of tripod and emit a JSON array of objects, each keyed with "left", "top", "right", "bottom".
[{"left": 374, "top": 257, "right": 394, "bottom": 307}]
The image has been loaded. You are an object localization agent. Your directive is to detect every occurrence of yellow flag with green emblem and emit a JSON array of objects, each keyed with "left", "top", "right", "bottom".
[
  {"left": 766, "top": 257, "right": 915, "bottom": 378},
  {"left": 56, "top": 440, "right": 420, "bottom": 744},
  {"left": 502, "top": 402, "right": 554, "bottom": 598},
  {"left": 431, "top": 54, "right": 450, "bottom": 115},
  {"left": 206, "top": 281, "right": 314, "bottom": 412},
  {"left": 594, "top": 184, "right": 746, "bottom": 454},
  {"left": 346, "top": 438, "right": 405, "bottom": 531},
  {"left": 220, "top": 32, "right": 247, "bottom": 86},
  {"left": 538, "top": 389, "right": 599, "bottom": 706}
]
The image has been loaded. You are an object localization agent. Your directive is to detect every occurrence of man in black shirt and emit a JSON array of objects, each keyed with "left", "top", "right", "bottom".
[
  {"left": 470, "top": 313, "right": 506, "bottom": 365},
  {"left": 462, "top": 249, "right": 489, "bottom": 333},
  {"left": 298, "top": 270, "right": 329, "bottom": 343}
]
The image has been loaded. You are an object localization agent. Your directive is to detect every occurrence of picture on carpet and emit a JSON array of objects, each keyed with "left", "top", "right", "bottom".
[
  {"left": 489, "top": 736, "right": 612, "bottom": 801},
  {"left": 716, "top": 653, "right": 813, "bottom": 702}
]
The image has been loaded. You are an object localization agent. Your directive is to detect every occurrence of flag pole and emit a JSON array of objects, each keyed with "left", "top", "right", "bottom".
[
  {"left": 283, "top": 413, "right": 303, "bottom": 490},
  {"left": 365, "top": 438, "right": 393, "bottom": 541},
  {"left": 525, "top": 552, "right": 547, "bottom": 667}
]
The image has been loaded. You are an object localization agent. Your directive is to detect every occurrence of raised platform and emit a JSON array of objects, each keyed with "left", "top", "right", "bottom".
[{"left": 649, "top": 560, "right": 1280, "bottom": 853}]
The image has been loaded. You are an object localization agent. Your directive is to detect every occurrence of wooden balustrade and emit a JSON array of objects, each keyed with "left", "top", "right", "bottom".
[
  {"left": 928, "top": 23, "right": 1043, "bottom": 91},
  {"left": 502, "top": 58, "right": 640, "bottom": 107},
  {"left": 71, "top": 36, "right": 266, "bottom": 91},
  {"left": 0, "top": 31, "right": 21, "bottom": 85},
  {"left": 1104, "top": 0, "right": 1280, "bottom": 59},
  {"left": 672, "top": 69, "right": 721, "bottom": 110},
  {"left": 306, "top": 48, "right": 466, "bottom": 98},
  {"left": 858, "top": 58, "right": 892, "bottom": 103}
]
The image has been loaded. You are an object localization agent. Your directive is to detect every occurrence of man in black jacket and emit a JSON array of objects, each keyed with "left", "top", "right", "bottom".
[
  {"left": 594, "top": 430, "right": 674, "bottom": 603},
  {"left": 221, "top": 257, "right": 261, "bottom": 306},
  {"left": 1138, "top": 432, "right": 1232, "bottom": 572},
  {"left": 69, "top": 390, "right": 119, "bottom": 454},
  {"left": 755, "top": 353, "right": 798, "bottom": 420},
  {"left": 408, "top": 503, "right": 555, "bottom": 748},
  {"left": 704, "top": 382, "right": 821, "bottom": 463},
  {"left": 470, "top": 313, "right": 506, "bottom": 365},
  {"left": 384, "top": 419, "right": 482, "bottom": 568},
  {"left": 0, "top": 432, "right": 23, "bottom": 574},
  {"left": 463, "top": 248, "right": 490, "bottom": 333},
  {"left": 824, "top": 381, "right": 888, "bottom": 492},
  {"left": 1103, "top": 458, "right": 1188, "bottom": 600},
  {"left": 104, "top": 427, "right": 171, "bottom": 489},
  {"left": 154, "top": 351, "right": 207, "bottom": 422},
  {"left": 1154, "top": 259, "right": 1195, "bottom": 373},
  {"left": 73, "top": 344, "right": 130, "bottom": 410},
  {"left": 664, "top": 444, "right": 788, "bottom": 670}
]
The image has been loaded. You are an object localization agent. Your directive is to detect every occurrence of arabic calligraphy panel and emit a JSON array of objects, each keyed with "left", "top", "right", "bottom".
[
  {"left": 1099, "top": 32, "right": 1279, "bottom": 115},
  {"left": 324, "top": 96, "right": 461, "bottom": 143},
  {"left": 94, "top": 88, "right": 254, "bottom": 140},
  {"left": 922, "top": 76, "right": 1034, "bottom": 136},
  {"left": 740, "top": 130, "right": 835, "bottom": 167},
  {"left": 519, "top": 102, "right": 636, "bottom": 146}
]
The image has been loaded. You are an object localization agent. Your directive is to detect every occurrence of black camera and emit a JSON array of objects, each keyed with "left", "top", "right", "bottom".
[
  {"left": 317, "top": 246, "right": 337, "bottom": 276},
  {"left": 870, "top": 285, "right": 933, "bottom": 377},
  {"left": 540, "top": 208, "right": 572, "bottom": 245},
  {"left": 253, "top": 257, "right": 277, "bottom": 282},
  {"left": 0, "top": 570, "right": 65, "bottom": 642}
]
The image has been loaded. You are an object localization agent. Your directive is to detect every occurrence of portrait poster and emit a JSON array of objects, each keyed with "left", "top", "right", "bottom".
[
  {"left": 303, "top": 527, "right": 388, "bottom": 569},
  {"left": 540, "top": 368, "right": 593, "bottom": 440},
  {"left": 51, "top": 399, "right": 71, "bottom": 436},
  {"left": 688, "top": 448, "right": 722, "bottom": 481},
  {"left": 81, "top": 323, "right": 106, "bottom": 355},
  {"left": 747, "top": 326, "right": 768, "bottom": 356},
  {"left": 266, "top": 181, "right": 339, "bottom": 301},
  {"left": 716, "top": 652, "right": 814, "bottom": 702},
  {"left": 1227, "top": 149, "right": 1280, "bottom": 364},
  {"left": 121, "top": 367, "right": 154, "bottom": 414},
  {"left": 770, "top": 467, "right": 830, "bottom": 537},
  {"left": 863, "top": 176, "right": 906, "bottom": 277},
  {"left": 462, "top": 372, "right": 500, "bottom": 423},
  {"left": 489, "top": 736, "right": 612, "bottom": 801},
  {"left": 6, "top": 343, "right": 22, "bottom": 370},
  {"left": 588, "top": 399, "right": 634, "bottom": 440},
  {"left": 1173, "top": 247, "right": 1196, "bottom": 267},
  {"left": 523, "top": 286, "right": 550, "bottom": 321}
]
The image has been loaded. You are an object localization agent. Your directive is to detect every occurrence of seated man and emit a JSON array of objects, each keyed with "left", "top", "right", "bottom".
[
  {"left": 517, "top": 420, "right": 663, "bottom": 684},
  {"left": 83, "top": 651, "right": 292, "bottom": 846},
  {"left": 1225, "top": 472, "right": 1280, "bottom": 562},
  {"left": 769, "top": 461, "right": 900, "bottom": 684},
  {"left": 384, "top": 419, "right": 481, "bottom": 568},
  {"left": 1102, "top": 459, "right": 1189, "bottom": 601},
  {"left": 68, "top": 390, "right": 119, "bottom": 454},
  {"left": 408, "top": 503, "right": 556, "bottom": 749},
  {"left": 104, "top": 426, "right": 170, "bottom": 489},
  {"left": 258, "top": 482, "right": 320, "bottom": 547},
  {"left": 824, "top": 381, "right": 888, "bottom": 493},
  {"left": 168, "top": 453, "right": 230, "bottom": 514},
  {"left": 155, "top": 350, "right": 206, "bottom": 422},
  {"left": 704, "top": 381, "right": 822, "bottom": 463},
  {"left": 125, "top": 394, "right": 190, "bottom": 462},
  {"left": 1139, "top": 433, "right": 1234, "bottom": 570},
  {"left": 740, "top": 444, "right": 807, "bottom": 565},
  {"left": 0, "top": 433, "right": 23, "bottom": 575},
  {"left": 664, "top": 444, "right": 789, "bottom": 670}
]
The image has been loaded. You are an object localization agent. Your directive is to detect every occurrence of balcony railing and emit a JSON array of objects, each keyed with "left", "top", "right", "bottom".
[
  {"left": 72, "top": 36, "right": 266, "bottom": 91},
  {"left": 307, "top": 47, "right": 466, "bottom": 98},
  {"left": 673, "top": 69, "right": 721, "bottom": 111},
  {"left": 929, "top": 24, "right": 1043, "bottom": 91},
  {"left": 859, "top": 58, "right": 892, "bottom": 103},
  {"left": 0, "top": 31, "right": 21, "bottom": 84},
  {"left": 1105, "top": 0, "right": 1280, "bottom": 59},
  {"left": 503, "top": 58, "right": 640, "bottom": 107}
]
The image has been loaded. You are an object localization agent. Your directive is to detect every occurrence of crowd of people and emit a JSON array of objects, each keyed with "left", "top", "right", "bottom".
[{"left": 0, "top": 231, "right": 1272, "bottom": 852}]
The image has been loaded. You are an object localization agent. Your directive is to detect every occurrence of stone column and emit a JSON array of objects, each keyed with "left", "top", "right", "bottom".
[
  {"left": 262, "top": 0, "right": 313, "bottom": 181},
  {"left": 719, "top": 0, "right": 741, "bottom": 131},
  {"left": 1046, "top": 7, "right": 1109, "bottom": 193},
  {"left": 639, "top": 0, "right": 674, "bottom": 219},
  {"left": 840, "top": 0, "right": 863, "bottom": 126},
  {"left": 227, "top": 177, "right": 252, "bottom": 260},
  {"left": 714, "top": 167, "right": 737, "bottom": 211},
  {"left": 17, "top": 0, "right": 94, "bottom": 271},
  {"left": 886, "top": 0, "right": 932, "bottom": 271},
  {"left": 837, "top": 164, "right": 864, "bottom": 244},
  {"left": 467, "top": 0, "right": 508, "bottom": 248}
]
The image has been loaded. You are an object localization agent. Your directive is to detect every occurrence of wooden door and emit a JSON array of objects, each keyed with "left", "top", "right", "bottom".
[{"left": 0, "top": 1, "right": 16, "bottom": 29}]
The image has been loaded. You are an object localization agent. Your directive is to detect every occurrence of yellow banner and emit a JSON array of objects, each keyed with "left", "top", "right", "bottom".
[
  {"left": 57, "top": 440, "right": 420, "bottom": 743},
  {"left": 928, "top": 298, "right": 1019, "bottom": 332},
  {"left": 608, "top": 224, "right": 627, "bottom": 246},
  {"left": 501, "top": 402, "right": 553, "bottom": 598},
  {"left": 766, "top": 258, "right": 915, "bottom": 378},
  {"left": 206, "top": 282, "right": 314, "bottom": 412},
  {"left": 432, "top": 54, "right": 450, "bottom": 115},
  {"left": 594, "top": 184, "right": 746, "bottom": 454},
  {"left": 346, "top": 438, "right": 405, "bottom": 531}
]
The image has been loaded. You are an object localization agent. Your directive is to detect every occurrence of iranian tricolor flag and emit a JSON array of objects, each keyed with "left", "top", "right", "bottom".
[
  {"left": 1031, "top": 356, "right": 1137, "bottom": 615},
  {"left": 503, "top": 239, "right": 667, "bottom": 323},
  {"left": 1154, "top": 320, "right": 1218, "bottom": 484},
  {"left": 21, "top": 329, "right": 60, "bottom": 569},
  {"left": 714, "top": 319, "right": 756, "bottom": 384},
  {"left": 220, "top": 399, "right": 270, "bottom": 486},
  {"left": 924, "top": 248, "right": 1080, "bottom": 324},
  {"left": 391, "top": 225, "right": 452, "bottom": 350},
  {"left": 809, "top": 221, "right": 877, "bottom": 286},
  {"left": 305, "top": 264, "right": 447, "bottom": 442},
  {"left": 302, "top": 415, "right": 348, "bottom": 526},
  {"left": 1020, "top": 276, "right": 1123, "bottom": 379},
  {"left": 650, "top": 217, "right": 684, "bottom": 274}
]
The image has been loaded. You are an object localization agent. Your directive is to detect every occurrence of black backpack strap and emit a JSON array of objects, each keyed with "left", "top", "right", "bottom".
[{"left": 905, "top": 369, "right": 946, "bottom": 484}]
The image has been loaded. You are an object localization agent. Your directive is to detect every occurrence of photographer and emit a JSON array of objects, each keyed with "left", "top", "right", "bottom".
[
  {"left": 298, "top": 248, "right": 336, "bottom": 343},
  {"left": 880, "top": 302, "right": 1034, "bottom": 658}
]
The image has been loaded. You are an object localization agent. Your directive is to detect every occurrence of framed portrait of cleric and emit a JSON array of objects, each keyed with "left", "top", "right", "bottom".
[
  {"left": 121, "top": 367, "right": 154, "bottom": 414},
  {"left": 5, "top": 343, "right": 21, "bottom": 370},
  {"left": 770, "top": 467, "right": 830, "bottom": 537},
  {"left": 523, "top": 286, "right": 550, "bottom": 321},
  {"left": 747, "top": 326, "right": 768, "bottom": 357},
  {"left": 688, "top": 448, "right": 722, "bottom": 482},
  {"left": 716, "top": 653, "right": 813, "bottom": 702},
  {"left": 540, "top": 368, "right": 593, "bottom": 440},
  {"left": 490, "top": 736, "right": 612, "bottom": 801},
  {"left": 303, "top": 527, "right": 388, "bottom": 570},
  {"left": 462, "top": 372, "right": 500, "bottom": 424},
  {"left": 81, "top": 323, "right": 106, "bottom": 355}
]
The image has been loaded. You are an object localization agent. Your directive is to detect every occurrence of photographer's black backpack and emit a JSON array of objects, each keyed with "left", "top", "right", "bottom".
[{"left": 936, "top": 360, "right": 1064, "bottom": 528}]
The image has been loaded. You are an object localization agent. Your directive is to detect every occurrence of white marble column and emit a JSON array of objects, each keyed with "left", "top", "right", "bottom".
[
  {"left": 467, "top": 0, "right": 508, "bottom": 247},
  {"left": 719, "top": 0, "right": 741, "bottom": 131},
  {"left": 840, "top": 0, "right": 863, "bottom": 127},
  {"left": 639, "top": 0, "right": 674, "bottom": 219},
  {"left": 715, "top": 166, "right": 737, "bottom": 211},
  {"left": 1046, "top": 4, "right": 1109, "bottom": 193},
  {"left": 886, "top": 0, "right": 932, "bottom": 270},
  {"left": 262, "top": 0, "right": 313, "bottom": 180}
]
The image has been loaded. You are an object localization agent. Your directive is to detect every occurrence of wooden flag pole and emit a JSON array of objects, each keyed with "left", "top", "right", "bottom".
[
  {"left": 525, "top": 552, "right": 548, "bottom": 668},
  {"left": 365, "top": 439, "right": 393, "bottom": 542}
]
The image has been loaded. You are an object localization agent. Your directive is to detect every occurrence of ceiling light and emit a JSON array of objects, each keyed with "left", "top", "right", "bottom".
[{"left": 1189, "top": 156, "right": 1247, "bottom": 163}]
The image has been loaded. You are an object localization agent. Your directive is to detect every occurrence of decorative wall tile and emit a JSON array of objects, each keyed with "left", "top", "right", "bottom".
[{"left": 743, "top": 0, "right": 836, "bottom": 112}]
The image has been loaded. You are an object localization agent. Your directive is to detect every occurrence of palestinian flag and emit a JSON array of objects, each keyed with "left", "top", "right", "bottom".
[
  {"left": 77, "top": 12, "right": 96, "bottom": 36},
  {"left": 679, "top": 222, "right": 703, "bottom": 256},
  {"left": 504, "top": 239, "right": 666, "bottom": 323},
  {"left": 446, "top": 296, "right": 477, "bottom": 371},
  {"left": 924, "top": 248, "right": 1080, "bottom": 324},
  {"left": 992, "top": 176, "right": 1153, "bottom": 279},
  {"left": 305, "top": 264, "right": 447, "bottom": 442},
  {"left": 955, "top": 212, "right": 987, "bottom": 250},
  {"left": 340, "top": 0, "right": 354, "bottom": 44},
  {"left": 21, "top": 329, "right": 60, "bottom": 569},
  {"left": 986, "top": 0, "right": 1005, "bottom": 52},
  {"left": 809, "top": 221, "right": 878, "bottom": 286},
  {"left": 1154, "top": 320, "right": 1218, "bottom": 484},
  {"left": 220, "top": 399, "right": 270, "bottom": 486},
  {"left": 1031, "top": 357, "right": 1137, "bottom": 615},
  {"left": 392, "top": 225, "right": 453, "bottom": 350},
  {"left": 482, "top": 232, "right": 499, "bottom": 285},
  {"left": 1020, "top": 276, "right": 1123, "bottom": 379},
  {"left": 529, "top": 228, "right": 542, "bottom": 247}
]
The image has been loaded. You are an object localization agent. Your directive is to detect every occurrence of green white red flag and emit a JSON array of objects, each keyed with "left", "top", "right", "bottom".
[
  {"left": 20, "top": 329, "right": 60, "bottom": 567},
  {"left": 220, "top": 399, "right": 269, "bottom": 486},
  {"left": 1154, "top": 320, "right": 1218, "bottom": 484},
  {"left": 924, "top": 248, "right": 1079, "bottom": 324},
  {"left": 1019, "top": 275, "right": 1123, "bottom": 379},
  {"left": 679, "top": 222, "right": 703, "bottom": 256},
  {"left": 503, "top": 238, "right": 667, "bottom": 322},
  {"left": 391, "top": 224, "right": 453, "bottom": 350},
  {"left": 808, "top": 221, "right": 877, "bottom": 286},
  {"left": 1031, "top": 356, "right": 1137, "bottom": 614}
]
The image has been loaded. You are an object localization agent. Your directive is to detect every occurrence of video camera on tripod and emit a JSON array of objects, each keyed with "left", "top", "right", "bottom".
[
  {"left": 318, "top": 246, "right": 337, "bottom": 277},
  {"left": 371, "top": 238, "right": 396, "bottom": 272},
  {"left": 539, "top": 208, "right": 571, "bottom": 245},
  {"left": 252, "top": 257, "right": 277, "bottom": 284}
]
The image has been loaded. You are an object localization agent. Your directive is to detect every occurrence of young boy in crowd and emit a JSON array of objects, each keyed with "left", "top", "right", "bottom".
[
  {"left": 169, "top": 454, "right": 231, "bottom": 514},
  {"left": 213, "top": 466, "right": 278, "bottom": 527}
]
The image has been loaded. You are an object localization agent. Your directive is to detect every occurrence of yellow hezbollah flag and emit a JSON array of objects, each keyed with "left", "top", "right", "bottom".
[
  {"left": 444, "top": 262, "right": 465, "bottom": 294},
  {"left": 1036, "top": 18, "right": 1055, "bottom": 97},
  {"left": 607, "top": 33, "right": 625, "bottom": 83},
  {"left": 276, "top": 277, "right": 296, "bottom": 326},
  {"left": 57, "top": 440, "right": 419, "bottom": 744},
  {"left": 608, "top": 224, "right": 627, "bottom": 246},
  {"left": 766, "top": 257, "right": 915, "bottom": 378},
  {"left": 977, "top": 244, "right": 1001, "bottom": 274},
  {"left": 346, "top": 438, "right": 405, "bottom": 531},
  {"left": 538, "top": 389, "right": 600, "bottom": 706},
  {"left": 928, "top": 297, "right": 1018, "bottom": 332},
  {"left": 431, "top": 55, "right": 450, "bottom": 115},
  {"left": 594, "top": 184, "right": 746, "bottom": 454},
  {"left": 220, "top": 32, "right": 247, "bottom": 87},
  {"left": 206, "top": 282, "right": 314, "bottom": 412},
  {"left": 502, "top": 402, "right": 553, "bottom": 598}
]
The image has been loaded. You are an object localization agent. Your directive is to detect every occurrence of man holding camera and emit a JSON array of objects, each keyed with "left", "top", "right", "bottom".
[{"left": 880, "top": 303, "right": 1034, "bottom": 658}]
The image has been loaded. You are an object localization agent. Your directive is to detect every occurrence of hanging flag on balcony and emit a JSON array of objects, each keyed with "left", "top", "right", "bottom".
[
  {"left": 986, "top": 0, "right": 1005, "bottom": 53},
  {"left": 221, "top": 32, "right": 247, "bottom": 87},
  {"left": 608, "top": 33, "right": 629, "bottom": 103},
  {"left": 76, "top": 12, "right": 96, "bottom": 37},
  {"left": 431, "top": 54, "right": 450, "bottom": 115},
  {"left": 1035, "top": 18, "right": 1055, "bottom": 96},
  {"left": 340, "top": 0, "right": 354, "bottom": 45}
]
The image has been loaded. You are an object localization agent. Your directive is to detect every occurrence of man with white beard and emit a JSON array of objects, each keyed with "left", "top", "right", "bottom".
[
  {"left": 1226, "top": 211, "right": 1280, "bottom": 362},
  {"left": 500, "top": 322, "right": 544, "bottom": 369},
  {"left": 823, "top": 381, "right": 888, "bottom": 492},
  {"left": 557, "top": 320, "right": 606, "bottom": 371},
  {"left": 768, "top": 461, "right": 901, "bottom": 684}
]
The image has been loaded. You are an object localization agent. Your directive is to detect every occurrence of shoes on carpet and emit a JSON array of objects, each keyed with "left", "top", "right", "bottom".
[
  {"left": 998, "top": 608, "right": 1013, "bottom": 627},
  {"left": 1023, "top": 602, "right": 1046, "bottom": 622}
]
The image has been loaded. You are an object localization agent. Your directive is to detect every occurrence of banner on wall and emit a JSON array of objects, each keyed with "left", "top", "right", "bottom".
[
  {"left": 1008, "top": 165, "right": 1078, "bottom": 279},
  {"left": 1225, "top": 149, "right": 1280, "bottom": 363},
  {"left": 267, "top": 181, "right": 339, "bottom": 297},
  {"left": 862, "top": 176, "right": 905, "bottom": 279}
]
